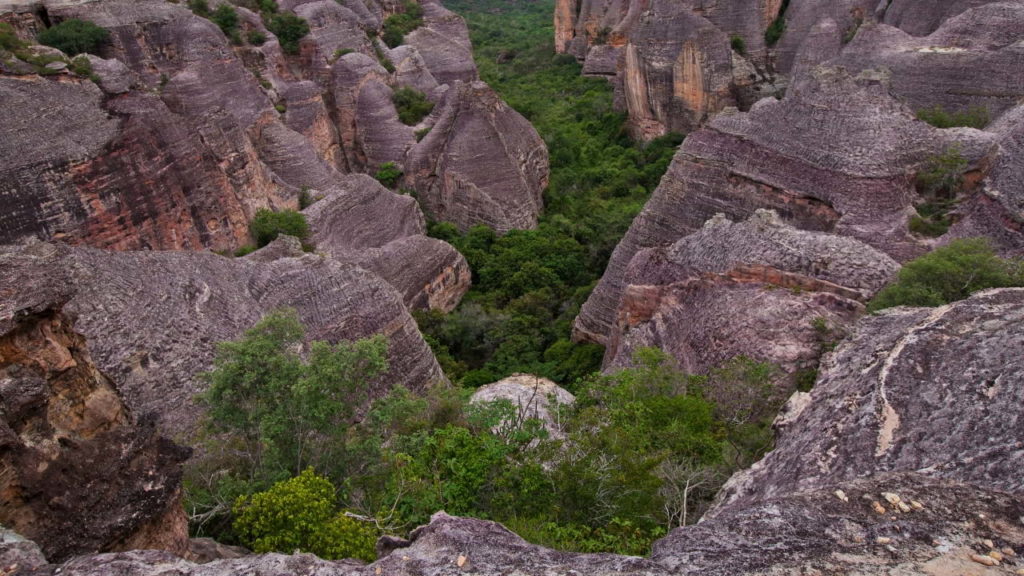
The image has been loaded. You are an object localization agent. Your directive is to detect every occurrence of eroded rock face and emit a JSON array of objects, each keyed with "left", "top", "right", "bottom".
[
  {"left": 0, "top": 301, "right": 190, "bottom": 562},
  {"left": 712, "top": 288, "right": 1024, "bottom": 514},
  {"left": 0, "top": 0, "right": 548, "bottom": 256},
  {"left": 882, "top": 0, "right": 1006, "bottom": 36},
  {"left": 606, "top": 211, "right": 898, "bottom": 375},
  {"left": 406, "top": 81, "right": 549, "bottom": 233},
  {"left": 0, "top": 243, "right": 445, "bottom": 437},
  {"left": 574, "top": 67, "right": 985, "bottom": 345}
]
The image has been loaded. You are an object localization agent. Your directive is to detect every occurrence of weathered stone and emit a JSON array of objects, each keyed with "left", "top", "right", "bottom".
[
  {"left": 0, "top": 243, "right": 446, "bottom": 437},
  {"left": 403, "top": 1, "right": 477, "bottom": 86},
  {"left": 406, "top": 80, "right": 549, "bottom": 233},
  {"left": 471, "top": 374, "right": 575, "bottom": 439},
  {"left": 712, "top": 288, "right": 1024, "bottom": 514},
  {"left": 0, "top": 301, "right": 190, "bottom": 562},
  {"left": 606, "top": 211, "right": 898, "bottom": 375},
  {"left": 882, "top": 0, "right": 1003, "bottom": 36}
]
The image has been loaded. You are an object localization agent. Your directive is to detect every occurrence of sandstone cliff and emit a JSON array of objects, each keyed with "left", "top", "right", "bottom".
[{"left": 0, "top": 242, "right": 445, "bottom": 438}]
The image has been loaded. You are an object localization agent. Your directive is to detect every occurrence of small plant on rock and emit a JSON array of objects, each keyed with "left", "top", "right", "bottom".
[
  {"left": 37, "top": 19, "right": 109, "bottom": 56},
  {"left": 250, "top": 208, "right": 309, "bottom": 247},
  {"left": 374, "top": 162, "right": 403, "bottom": 188}
]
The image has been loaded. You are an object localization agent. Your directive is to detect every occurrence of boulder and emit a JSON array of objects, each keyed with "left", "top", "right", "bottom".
[
  {"left": 470, "top": 374, "right": 575, "bottom": 439},
  {"left": 882, "top": 0, "right": 1004, "bottom": 36},
  {"left": 606, "top": 211, "right": 899, "bottom": 376},
  {"left": 0, "top": 243, "right": 446, "bottom": 437}
]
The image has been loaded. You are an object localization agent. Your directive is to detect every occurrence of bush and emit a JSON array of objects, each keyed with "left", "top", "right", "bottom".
[
  {"left": 374, "top": 162, "right": 403, "bottom": 188},
  {"left": 265, "top": 12, "right": 309, "bottom": 55},
  {"left": 233, "top": 469, "right": 377, "bottom": 561},
  {"left": 0, "top": 22, "right": 24, "bottom": 51},
  {"left": 247, "top": 30, "right": 267, "bottom": 45},
  {"left": 381, "top": 0, "right": 424, "bottom": 48},
  {"left": 729, "top": 35, "right": 745, "bottom": 54},
  {"left": 392, "top": 86, "right": 434, "bottom": 125},
  {"left": 916, "top": 146, "right": 968, "bottom": 198},
  {"left": 763, "top": 0, "right": 789, "bottom": 46},
  {"left": 188, "top": 0, "right": 210, "bottom": 16},
  {"left": 867, "top": 238, "right": 1024, "bottom": 312},
  {"left": 37, "top": 19, "right": 109, "bottom": 56},
  {"left": 210, "top": 4, "right": 240, "bottom": 37},
  {"left": 917, "top": 105, "right": 990, "bottom": 129},
  {"left": 250, "top": 208, "right": 308, "bottom": 246}
]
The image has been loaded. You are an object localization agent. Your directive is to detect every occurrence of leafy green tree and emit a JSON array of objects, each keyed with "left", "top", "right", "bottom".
[
  {"left": 233, "top": 469, "right": 378, "bottom": 561},
  {"left": 200, "top": 309, "right": 387, "bottom": 480},
  {"left": 250, "top": 209, "right": 309, "bottom": 247},
  {"left": 37, "top": 19, "right": 109, "bottom": 56},
  {"left": 265, "top": 12, "right": 309, "bottom": 55},
  {"left": 868, "top": 238, "right": 1024, "bottom": 312}
]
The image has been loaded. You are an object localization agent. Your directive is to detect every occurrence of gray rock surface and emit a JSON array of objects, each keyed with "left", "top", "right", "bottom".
[
  {"left": 882, "top": 0, "right": 1004, "bottom": 36},
  {"left": 0, "top": 243, "right": 445, "bottom": 437},
  {"left": 406, "top": 80, "right": 549, "bottom": 233},
  {"left": 712, "top": 288, "right": 1024, "bottom": 514},
  {"left": 606, "top": 211, "right": 898, "bottom": 375}
]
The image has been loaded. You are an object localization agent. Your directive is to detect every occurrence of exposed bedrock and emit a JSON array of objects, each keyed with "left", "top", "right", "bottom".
[
  {"left": 0, "top": 0, "right": 548, "bottom": 255},
  {"left": 606, "top": 210, "right": 899, "bottom": 376},
  {"left": 0, "top": 243, "right": 445, "bottom": 438},
  {"left": 834, "top": 3, "right": 1024, "bottom": 122},
  {"left": 406, "top": 80, "right": 550, "bottom": 234},
  {"left": 712, "top": 287, "right": 1024, "bottom": 514},
  {"left": 0, "top": 301, "right": 190, "bottom": 562},
  {"left": 573, "top": 67, "right": 993, "bottom": 345}
]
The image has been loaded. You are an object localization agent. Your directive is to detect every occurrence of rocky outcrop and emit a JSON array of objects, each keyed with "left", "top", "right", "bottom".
[
  {"left": 712, "top": 288, "right": 1024, "bottom": 514},
  {"left": 302, "top": 174, "right": 471, "bottom": 312},
  {"left": 574, "top": 67, "right": 989, "bottom": 344},
  {"left": 882, "top": 0, "right": 1005, "bottom": 36},
  {"left": 0, "top": 242, "right": 445, "bottom": 437},
  {"left": 606, "top": 211, "right": 898, "bottom": 375},
  {"left": 835, "top": 3, "right": 1024, "bottom": 121},
  {"left": 470, "top": 374, "right": 575, "bottom": 439},
  {"left": 0, "top": 300, "right": 190, "bottom": 562},
  {"left": 0, "top": 0, "right": 548, "bottom": 256},
  {"left": 406, "top": 80, "right": 549, "bottom": 233}
]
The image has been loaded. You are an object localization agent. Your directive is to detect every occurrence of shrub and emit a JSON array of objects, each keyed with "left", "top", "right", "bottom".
[
  {"left": 764, "top": 0, "right": 789, "bottom": 46},
  {"left": 373, "top": 42, "right": 395, "bottom": 72},
  {"left": 916, "top": 105, "right": 990, "bottom": 130},
  {"left": 374, "top": 162, "right": 403, "bottom": 188},
  {"left": 188, "top": 0, "right": 210, "bottom": 17},
  {"left": 233, "top": 469, "right": 377, "bottom": 561},
  {"left": 392, "top": 86, "right": 434, "bottom": 125},
  {"left": 729, "top": 35, "right": 745, "bottom": 54},
  {"left": 37, "top": 19, "right": 109, "bottom": 56},
  {"left": 381, "top": 0, "right": 424, "bottom": 48},
  {"left": 265, "top": 12, "right": 309, "bottom": 55},
  {"left": 915, "top": 146, "right": 968, "bottom": 198},
  {"left": 867, "top": 238, "right": 1024, "bottom": 312},
  {"left": 210, "top": 4, "right": 240, "bottom": 37},
  {"left": 247, "top": 30, "right": 267, "bottom": 45},
  {"left": 414, "top": 127, "right": 431, "bottom": 141},
  {"left": 0, "top": 22, "right": 24, "bottom": 51},
  {"left": 250, "top": 208, "right": 308, "bottom": 246}
]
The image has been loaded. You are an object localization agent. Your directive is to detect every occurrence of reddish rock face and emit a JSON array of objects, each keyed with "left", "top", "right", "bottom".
[{"left": 0, "top": 304, "right": 191, "bottom": 562}]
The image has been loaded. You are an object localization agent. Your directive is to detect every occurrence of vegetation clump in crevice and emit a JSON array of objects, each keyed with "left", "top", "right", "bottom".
[
  {"left": 764, "top": 0, "right": 789, "bottom": 46},
  {"left": 867, "top": 238, "right": 1024, "bottom": 312},
  {"left": 37, "top": 18, "right": 109, "bottom": 56},
  {"left": 381, "top": 0, "right": 424, "bottom": 48},
  {"left": 374, "top": 162, "right": 403, "bottom": 188},
  {"left": 916, "top": 105, "right": 990, "bottom": 130},
  {"left": 392, "top": 86, "right": 435, "bottom": 125},
  {"left": 250, "top": 208, "right": 310, "bottom": 247}
]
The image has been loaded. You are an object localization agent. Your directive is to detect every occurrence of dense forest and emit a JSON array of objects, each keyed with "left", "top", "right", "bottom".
[{"left": 418, "top": 0, "right": 683, "bottom": 388}]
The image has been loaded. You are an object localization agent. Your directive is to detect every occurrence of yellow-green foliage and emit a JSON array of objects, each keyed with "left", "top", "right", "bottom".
[{"left": 233, "top": 469, "right": 377, "bottom": 561}]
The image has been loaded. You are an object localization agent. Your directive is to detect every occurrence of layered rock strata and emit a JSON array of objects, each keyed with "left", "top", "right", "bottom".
[{"left": 606, "top": 210, "right": 899, "bottom": 376}]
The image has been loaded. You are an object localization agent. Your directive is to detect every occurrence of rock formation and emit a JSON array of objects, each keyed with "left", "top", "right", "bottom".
[
  {"left": 0, "top": 0, "right": 548, "bottom": 256},
  {"left": 0, "top": 242, "right": 445, "bottom": 438},
  {"left": 606, "top": 211, "right": 899, "bottom": 377},
  {"left": 470, "top": 374, "right": 575, "bottom": 438},
  {"left": 405, "top": 80, "right": 550, "bottom": 233},
  {"left": 574, "top": 67, "right": 991, "bottom": 345},
  {"left": 0, "top": 297, "right": 190, "bottom": 562},
  {"left": 712, "top": 288, "right": 1024, "bottom": 514}
]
